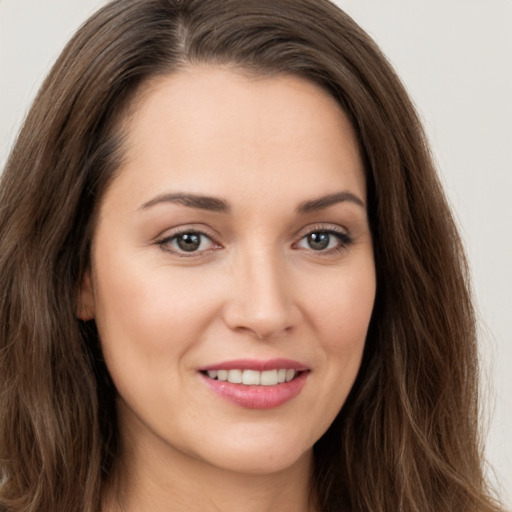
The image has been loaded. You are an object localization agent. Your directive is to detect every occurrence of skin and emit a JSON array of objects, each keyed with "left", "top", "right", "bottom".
[{"left": 80, "top": 66, "right": 376, "bottom": 512}]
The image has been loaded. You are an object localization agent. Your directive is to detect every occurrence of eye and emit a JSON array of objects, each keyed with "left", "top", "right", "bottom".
[
  {"left": 296, "top": 229, "right": 352, "bottom": 252},
  {"left": 158, "top": 230, "right": 217, "bottom": 255}
]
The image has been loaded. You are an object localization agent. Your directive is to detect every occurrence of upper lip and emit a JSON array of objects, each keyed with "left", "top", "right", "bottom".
[{"left": 199, "top": 358, "right": 309, "bottom": 372}]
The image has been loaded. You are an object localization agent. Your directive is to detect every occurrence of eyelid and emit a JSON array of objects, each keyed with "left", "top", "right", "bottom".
[
  {"left": 292, "top": 223, "right": 354, "bottom": 252},
  {"left": 155, "top": 225, "right": 223, "bottom": 257},
  {"left": 294, "top": 223, "right": 350, "bottom": 240}
]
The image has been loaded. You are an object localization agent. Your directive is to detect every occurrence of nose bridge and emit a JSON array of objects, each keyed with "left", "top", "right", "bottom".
[{"left": 224, "top": 243, "right": 296, "bottom": 338}]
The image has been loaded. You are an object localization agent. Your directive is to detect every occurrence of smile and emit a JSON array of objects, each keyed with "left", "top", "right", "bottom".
[
  {"left": 204, "top": 368, "right": 298, "bottom": 386},
  {"left": 199, "top": 359, "right": 310, "bottom": 409}
]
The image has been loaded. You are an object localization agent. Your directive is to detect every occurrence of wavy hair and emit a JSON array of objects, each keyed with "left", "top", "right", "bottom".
[{"left": 0, "top": 0, "right": 501, "bottom": 510}]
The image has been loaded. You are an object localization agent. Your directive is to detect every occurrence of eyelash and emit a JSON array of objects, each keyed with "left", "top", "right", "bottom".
[
  {"left": 156, "top": 228, "right": 220, "bottom": 258},
  {"left": 156, "top": 225, "right": 353, "bottom": 258},
  {"left": 294, "top": 225, "right": 353, "bottom": 255}
]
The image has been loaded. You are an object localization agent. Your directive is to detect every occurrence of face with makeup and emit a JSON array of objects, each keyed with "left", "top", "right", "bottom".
[{"left": 80, "top": 67, "right": 376, "bottom": 479}]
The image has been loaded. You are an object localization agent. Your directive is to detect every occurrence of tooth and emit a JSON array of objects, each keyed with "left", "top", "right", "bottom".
[
  {"left": 210, "top": 368, "right": 298, "bottom": 385},
  {"left": 285, "top": 369, "right": 296, "bottom": 382},
  {"left": 242, "top": 369, "right": 260, "bottom": 385},
  {"left": 227, "top": 369, "right": 242, "bottom": 384},
  {"left": 260, "top": 369, "right": 278, "bottom": 386}
]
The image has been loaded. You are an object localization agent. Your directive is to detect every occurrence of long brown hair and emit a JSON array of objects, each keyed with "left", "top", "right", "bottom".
[{"left": 0, "top": 0, "right": 501, "bottom": 510}]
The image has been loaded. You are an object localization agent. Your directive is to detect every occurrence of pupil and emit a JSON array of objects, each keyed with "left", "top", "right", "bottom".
[
  {"left": 308, "top": 232, "right": 330, "bottom": 250},
  {"left": 177, "top": 233, "right": 201, "bottom": 252}
]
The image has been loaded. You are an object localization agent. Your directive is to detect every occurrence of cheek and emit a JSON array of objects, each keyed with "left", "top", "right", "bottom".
[
  {"left": 306, "top": 258, "right": 376, "bottom": 348},
  {"left": 293, "top": 260, "right": 375, "bottom": 443},
  {"left": 304, "top": 254, "right": 375, "bottom": 398},
  {"left": 91, "top": 244, "right": 225, "bottom": 356},
  {"left": 90, "top": 252, "right": 226, "bottom": 410}
]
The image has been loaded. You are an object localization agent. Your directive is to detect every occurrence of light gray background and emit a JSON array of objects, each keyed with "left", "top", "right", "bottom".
[{"left": 1, "top": 0, "right": 510, "bottom": 506}]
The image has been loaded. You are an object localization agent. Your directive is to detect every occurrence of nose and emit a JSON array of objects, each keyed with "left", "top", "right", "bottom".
[{"left": 222, "top": 248, "right": 300, "bottom": 339}]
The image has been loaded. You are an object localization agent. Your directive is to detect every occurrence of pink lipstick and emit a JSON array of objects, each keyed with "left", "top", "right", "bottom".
[{"left": 199, "top": 359, "right": 309, "bottom": 409}]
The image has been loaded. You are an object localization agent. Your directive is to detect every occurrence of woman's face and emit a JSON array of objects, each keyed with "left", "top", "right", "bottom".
[{"left": 81, "top": 67, "right": 376, "bottom": 476}]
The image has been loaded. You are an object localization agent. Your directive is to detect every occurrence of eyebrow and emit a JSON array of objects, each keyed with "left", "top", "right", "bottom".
[
  {"left": 140, "top": 193, "right": 230, "bottom": 213},
  {"left": 139, "top": 190, "right": 365, "bottom": 214},
  {"left": 296, "top": 191, "right": 366, "bottom": 213}
]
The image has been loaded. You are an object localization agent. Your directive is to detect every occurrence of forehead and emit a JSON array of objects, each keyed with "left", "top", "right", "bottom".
[{"left": 107, "top": 65, "right": 366, "bottom": 211}]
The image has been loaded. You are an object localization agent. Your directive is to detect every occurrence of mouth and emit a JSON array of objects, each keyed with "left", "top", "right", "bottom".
[
  {"left": 198, "top": 359, "right": 310, "bottom": 409},
  {"left": 201, "top": 368, "right": 303, "bottom": 386}
]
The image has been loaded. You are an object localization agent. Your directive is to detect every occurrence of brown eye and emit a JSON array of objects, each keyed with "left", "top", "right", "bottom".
[
  {"left": 296, "top": 229, "right": 353, "bottom": 253},
  {"left": 159, "top": 231, "right": 216, "bottom": 254},
  {"left": 307, "top": 232, "right": 331, "bottom": 250},
  {"left": 176, "top": 232, "right": 202, "bottom": 252}
]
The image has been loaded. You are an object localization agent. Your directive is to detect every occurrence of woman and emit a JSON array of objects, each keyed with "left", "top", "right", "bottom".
[{"left": 0, "top": 0, "right": 502, "bottom": 511}]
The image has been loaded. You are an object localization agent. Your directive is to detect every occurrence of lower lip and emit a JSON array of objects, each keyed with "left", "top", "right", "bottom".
[{"left": 200, "top": 371, "right": 309, "bottom": 409}]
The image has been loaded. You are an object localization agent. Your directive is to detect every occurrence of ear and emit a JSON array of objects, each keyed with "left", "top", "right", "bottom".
[{"left": 77, "top": 271, "right": 95, "bottom": 320}]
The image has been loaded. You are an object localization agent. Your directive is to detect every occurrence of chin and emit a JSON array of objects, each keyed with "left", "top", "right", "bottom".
[
  {"left": 186, "top": 425, "right": 316, "bottom": 476},
  {"left": 205, "top": 445, "right": 313, "bottom": 476}
]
